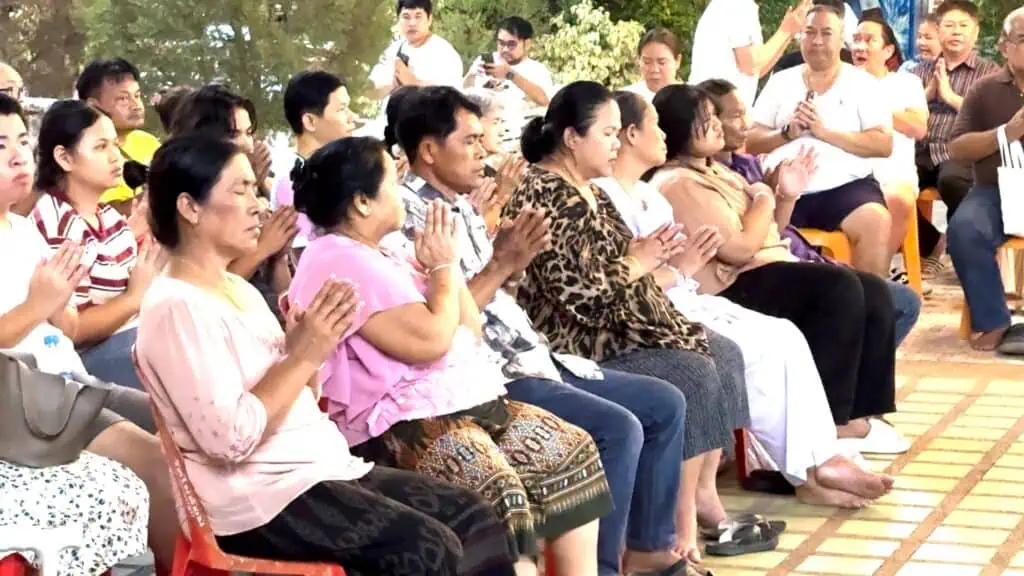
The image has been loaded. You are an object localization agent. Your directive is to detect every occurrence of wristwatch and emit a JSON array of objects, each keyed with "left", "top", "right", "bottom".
[
  {"left": 780, "top": 123, "right": 793, "bottom": 142},
  {"left": 507, "top": 69, "right": 516, "bottom": 82}
]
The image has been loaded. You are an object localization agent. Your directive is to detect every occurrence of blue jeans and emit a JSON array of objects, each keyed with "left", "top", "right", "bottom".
[
  {"left": 947, "top": 184, "right": 1010, "bottom": 332},
  {"left": 505, "top": 370, "right": 685, "bottom": 576},
  {"left": 80, "top": 327, "right": 143, "bottom": 390},
  {"left": 887, "top": 280, "right": 921, "bottom": 347}
]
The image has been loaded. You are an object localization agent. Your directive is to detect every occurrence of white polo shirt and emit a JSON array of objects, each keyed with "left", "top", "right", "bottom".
[
  {"left": 470, "top": 55, "right": 555, "bottom": 113},
  {"left": 688, "top": 0, "right": 763, "bottom": 105},
  {"left": 753, "top": 63, "right": 890, "bottom": 193},
  {"left": 369, "top": 35, "right": 464, "bottom": 94}
]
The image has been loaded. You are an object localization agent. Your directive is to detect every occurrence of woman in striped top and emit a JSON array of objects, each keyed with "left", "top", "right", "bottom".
[{"left": 31, "top": 100, "right": 165, "bottom": 390}]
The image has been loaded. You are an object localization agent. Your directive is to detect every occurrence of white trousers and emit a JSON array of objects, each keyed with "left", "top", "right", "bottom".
[{"left": 667, "top": 285, "right": 839, "bottom": 485}]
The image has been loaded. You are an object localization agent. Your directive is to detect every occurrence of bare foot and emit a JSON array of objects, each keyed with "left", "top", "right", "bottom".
[
  {"left": 836, "top": 417, "right": 871, "bottom": 439},
  {"left": 622, "top": 549, "right": 683, "bottom": 574},
  {"left": 795, "top": 474, "right": 870, "bottom": 509},
  {"left": 814, "top": 455, "right": 892, "bottom": 499},
  {"left": 673, "top": 507, "right": 701, "bottom": 563}
]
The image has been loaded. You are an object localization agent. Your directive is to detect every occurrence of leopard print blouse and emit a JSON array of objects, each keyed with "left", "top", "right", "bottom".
[{"left": 503, "top": 165, "right": 710, "bottom": 362}]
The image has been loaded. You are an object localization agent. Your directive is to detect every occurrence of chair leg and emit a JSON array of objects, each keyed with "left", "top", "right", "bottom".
[
  {"left": 734, "top": 429, "right": 749, "bottom": 482},
  {"left": 902, "top": 204, "right": 923, "bottom": 295},
  {"left": 545, "top": 547, "right": 557, "bottom": 576},
  {"left": 918, "top": 199, "right": 933, "bottom": 224}
]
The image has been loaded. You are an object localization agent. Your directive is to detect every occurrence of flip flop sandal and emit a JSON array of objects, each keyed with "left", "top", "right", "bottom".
[
  {"left": 629, "top": 559, "right": 691, "bottom": 576},
  {"left": 704, "top": 519, "right": 780, "bottom": 557},
  {"left": 699, "top": 513, "right": 786, "bottom": 540}
]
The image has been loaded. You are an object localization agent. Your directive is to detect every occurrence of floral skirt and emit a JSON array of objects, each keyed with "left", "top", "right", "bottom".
[
  {"left": 0, "top": 452, "right": 149, "bottom": 575},
  {"left": 353, "top": 398, "right": 612, "bottom": 558}
]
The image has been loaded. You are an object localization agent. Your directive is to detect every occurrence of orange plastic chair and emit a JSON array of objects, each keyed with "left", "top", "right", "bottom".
[
  {"left": 799, "top": 211, "right": 924, "bottom": 296},
  {"left": 959, "top": 236, "right": 1024, "bottom": 340},
  {"left": 918, "top": 186, "right": 941, "bottom": 223},
  {"left": 132, "top": 353, "right": 345, "bottom": 576}
]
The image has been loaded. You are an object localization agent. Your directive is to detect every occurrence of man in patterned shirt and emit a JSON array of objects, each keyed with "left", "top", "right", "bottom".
[
  {"left": 913, "top": 0, "right": 1000, "bottom": 275},
  {"left": 386, "top": 86, "right": 695, "bottom": 576}
]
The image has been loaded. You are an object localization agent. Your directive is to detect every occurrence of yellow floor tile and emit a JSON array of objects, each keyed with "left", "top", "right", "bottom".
[
  {"left": 886, "top": 411, "right": 944, "bottom": 425},
  {"left": 997, "top": 454, "right": 1024, "bottom": 468},
  {"left": 762, "top": 500, "right": 838, "bottom": 518},
  {"left": 836, "top": 519, "right": 918, "bottom": 539},
  {"left": 719, "top": 495, "right": 762, "bottom": 510},
  {"left": 984, "top": 379, "right": 1024, "bottom": 396},
  {"left": 916, "top": 378, "right": 978, "bottom": 393},
  {"left": 816, "top": 537, "right": 901, "bottom": 557},
  {"left": 925, "top": 438, "right": 993, "bottom": 452},
  {"left": 944, "top": 510, "right": 1021, "bottom": 529},
  {"left": 1012, "top": 550, "right": 1024, "bottom": 567},
  {"left": 965, "top": 404, "right": 1024, "bottom": 418},
  {"left": 898, "top": 401, "right": 959, "bottom": 414},
  {"left": 940, "top": 426, "right": 1007, "bottom": 440},
  {"left": 894, "top": 423, "right": 932, "bottom": 437},
  {"left": 1003, "top": 571, "right": 1024, "bottom": 576},
  {"left": 971, "top": 480, "right": 1024, "bottom": 496},
  {"left": 955, "top": 415, "right": 1018, "bottom": 428},
  {"left": 912, "top": 450, "right": 981, "bottom": 465},
  {"left": 851, "top": 504, "right": 933, "bottom": 523},
  {"left": 910, "top": 542, "right": 996, "bottom": 564},
  {"left": 892, "top": 476, "right": 959, "bottom": 492},
  {"left": 877, "top": 489, "right": 946, "bottom": 507},
  {"left": 902, "top": 392, "right": 963, "bottom": 405},
  {"left": 1008, "top": 442, "right": 1024, "bottom": 454},
  {"left": 766, "top": 515, "right": 830, "bottom": 533},
  {"left": 928, "top": 525, "right": 1010, "bottom": 546},
  {"left": 776, "top": 531, "right": 807, "bottom": 551},
  {"left": 704, "top": 550, "right": 788, "bottom": 569},
  {"left": 900, "top": 462, "right": 973, "bottom": 478},
  {"left": 975, "top": 395, "right": 1024, "bottom": 407},
  {"left": 960, "top": 494, "right": 1024, "bottom": 513},
  {"left": 897, "top": 562, "right": 982, "bottom": 576},
  {"left": 796, "top": 555, "right": 883, "bottom": 575},
  {"left": 984, "top": 467, "right": 1023, "bottom": 482}
]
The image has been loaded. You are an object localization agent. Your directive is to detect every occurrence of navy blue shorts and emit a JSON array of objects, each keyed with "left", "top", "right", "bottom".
[{"left": 789, "top": 177, "right": 888, "bottom": 232}]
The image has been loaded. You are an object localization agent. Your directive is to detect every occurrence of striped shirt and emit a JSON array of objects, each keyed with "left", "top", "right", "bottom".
[
  {"left": 913, "top": 51, "right": 1000, "bottom": 166},
  {"left": 32, "top": 193, "right": 138, "bottom": 312}
]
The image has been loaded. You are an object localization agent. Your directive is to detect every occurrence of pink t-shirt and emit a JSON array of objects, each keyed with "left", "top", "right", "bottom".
[
  {"left": 288, "top": 234, "right": 507, "bottom": 446},
  {"left": 136, "top": 276, "right": 372, "bottom": 536}
]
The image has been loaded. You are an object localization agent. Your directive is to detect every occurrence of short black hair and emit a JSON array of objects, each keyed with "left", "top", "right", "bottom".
[
  {"left": 0, "top": 93, "right": 26, "bottom": 126},
  {"left": 395, "top": 86, "right": 481, "bottom": 164},
  {"left": 860, "top": 14, "right": 905, "bottom": 69},
  {"left": 922, "top": 13, "right": 940, "bottom": 26},
  {"left": 653, "top": 84, "right": 717, "bottom": 161},
  {"left": 284, "top": 70, "right": 346, "bottom": 135},
  {"left": 171, "top": 84, "right": 258, "bottom": 139},
  {"left": 697, "top": 79, "right": 738, "bottom": 114},
  {"left": 384, "top": 86, "right": 422, "bottom": 152},
  {"left": 498, "top": 16, "right": 534, "bottom": 40},
  {"left": 154, "top": 87, "right": 194, "bottom": 134},
  {"left": 808, "top": 3, "right": 844, "bottom": 20},
  {"left": 147, "top": 135, "right": 242, "bottom": 249},
  {"left": 36, "top": 100, "right": 105, "bottom": 191},
  {"left": 76, "top": 58, "right": 141, "bottom": 101},
  {"left": 936, "top": 0, "right": 980, "bottom": 21},
  {"left": 397, "top": 0, "right": 432, "bottom": 15},
  {"left": 293, "top": 137, "right": 389, "bottom": 230}
]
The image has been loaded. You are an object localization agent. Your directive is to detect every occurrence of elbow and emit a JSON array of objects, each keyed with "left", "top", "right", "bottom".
[
  {"left": 948, "top": 138, "right": 968, "bottom": 162},
  {"left": 873, "top": 133, "right": 894, "bottom": 158}
]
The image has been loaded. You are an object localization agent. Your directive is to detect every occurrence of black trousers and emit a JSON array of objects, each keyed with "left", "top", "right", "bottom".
[
  {"left": 917, "top": 156, "right": 975, "bottom": 256},
  {"left": 719, "top": 262, "right": 897, "bottom": 425},
  {"left": 217, "top": 467, "right": 517, "bottom": 576}
]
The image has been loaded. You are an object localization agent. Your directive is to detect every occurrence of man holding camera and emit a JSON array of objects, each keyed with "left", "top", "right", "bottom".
[
  {"left": 466, "top": 16, "right": 554, "bottom": 109},
  {"left": 370, "top": 0, "right": 463, "bottom": 99}
]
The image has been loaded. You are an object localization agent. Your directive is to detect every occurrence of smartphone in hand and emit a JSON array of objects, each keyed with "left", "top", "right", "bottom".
[{"left": 481, "top": 53, "right": 494, "bottom": 65}]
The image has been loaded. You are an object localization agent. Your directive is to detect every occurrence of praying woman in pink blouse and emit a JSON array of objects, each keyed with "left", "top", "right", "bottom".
[{"left": 135, "top": 135, "right": 517, "bottom": 576}]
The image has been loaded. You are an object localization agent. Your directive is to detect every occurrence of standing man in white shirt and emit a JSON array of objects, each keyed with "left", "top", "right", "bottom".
[
  {"left": 370, "top": 0, "right": 464, "bottom": 100},
  {"left": 689, "top": 0, "right": 813, "bottom": 105},
  {"left": 747, "top": 3, "right": 894, "bottom": 276},
  {"left": 466, "top": 17, "right": 554, "bottom": 109}
]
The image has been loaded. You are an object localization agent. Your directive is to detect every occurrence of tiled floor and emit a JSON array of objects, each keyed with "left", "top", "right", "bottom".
[{"left": 705, "top": 360, "right": 1024, "bottom": 576}]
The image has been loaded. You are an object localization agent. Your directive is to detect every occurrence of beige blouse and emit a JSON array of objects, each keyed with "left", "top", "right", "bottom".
[{"left": 652, "top": 160, "right": 796, "bottom": 295}]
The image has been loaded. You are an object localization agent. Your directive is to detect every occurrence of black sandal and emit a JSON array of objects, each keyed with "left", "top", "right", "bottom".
[
  {"left": 699, "top": 513, "right": 786, "bottom": 540},
  {"left": 704, "top": 517, "right": 780, "bottom": 557}
]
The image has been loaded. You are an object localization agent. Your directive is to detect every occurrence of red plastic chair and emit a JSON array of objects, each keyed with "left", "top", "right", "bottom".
[{"left": 132, "top": 353, "right": 344, "bottom": 576}]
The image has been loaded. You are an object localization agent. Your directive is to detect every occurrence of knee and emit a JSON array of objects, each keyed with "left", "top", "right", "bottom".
[
  {"left": 597, "top": 404, "right": 645, "bottom": 456},
  {"left": 405, "top": 512, "right": 465, "bottom": 570},
  {"left": 843, "top": 204, "right": 892, "bottom": 241},
  {"left": 948, "top": 202, "right": 1000, "bottom": 253},
  {"left": 824, "top": 267, "right": 868, "bottom": 317}
]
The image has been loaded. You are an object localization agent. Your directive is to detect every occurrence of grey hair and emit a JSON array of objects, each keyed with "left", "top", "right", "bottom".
[
  {"left": 1003, "top": 7, "right": 1024, "bottom": 38},
  {"left": 462, "top": 88, "right": 498, "bottom": 117}
]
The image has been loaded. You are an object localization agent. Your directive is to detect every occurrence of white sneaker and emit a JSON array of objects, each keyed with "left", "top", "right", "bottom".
[{"left": 837, "top": 419, "right": 911, "bottom": 455}]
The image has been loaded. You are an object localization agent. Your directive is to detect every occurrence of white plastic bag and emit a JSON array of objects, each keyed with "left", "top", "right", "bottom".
[{"left": 997, "top": 124, "right": 1024, "bottom": 237}]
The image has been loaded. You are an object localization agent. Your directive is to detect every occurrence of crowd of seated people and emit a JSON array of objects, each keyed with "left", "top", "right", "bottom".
[{"left": 3, "top": 0, "right": 1022, "bottom": 573}]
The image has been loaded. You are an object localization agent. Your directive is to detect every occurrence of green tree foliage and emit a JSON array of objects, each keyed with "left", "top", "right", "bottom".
[
  {"left": 977, "top": 0, "right": 1016, "bottom": 60},
  {"left": 533, "top": 0, "right": 644, "bottom": 87},
  {"left": 432, "top": 0, "right": 554, "bottom": 65},
  {"left": 74, "top": 0, "right": 394, "bottom": 130},
  {"left": 0, "top": 1, "right": 85, "bottom": 98}
]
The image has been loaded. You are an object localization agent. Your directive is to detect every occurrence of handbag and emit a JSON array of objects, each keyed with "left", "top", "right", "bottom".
[
  {"left": 0, "top": 352, "right": 113, "bottom": 468},
  {"left": 997, "top": 124, "right": 1024, "bottom": 237}
]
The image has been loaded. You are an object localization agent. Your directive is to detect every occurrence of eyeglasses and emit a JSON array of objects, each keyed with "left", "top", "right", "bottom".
[
  {"left": 0, "top": 85, "right": 24, "bottom": 99},
  {"left": 497, "top": 39, "right": 520, "bottom": 50}
]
